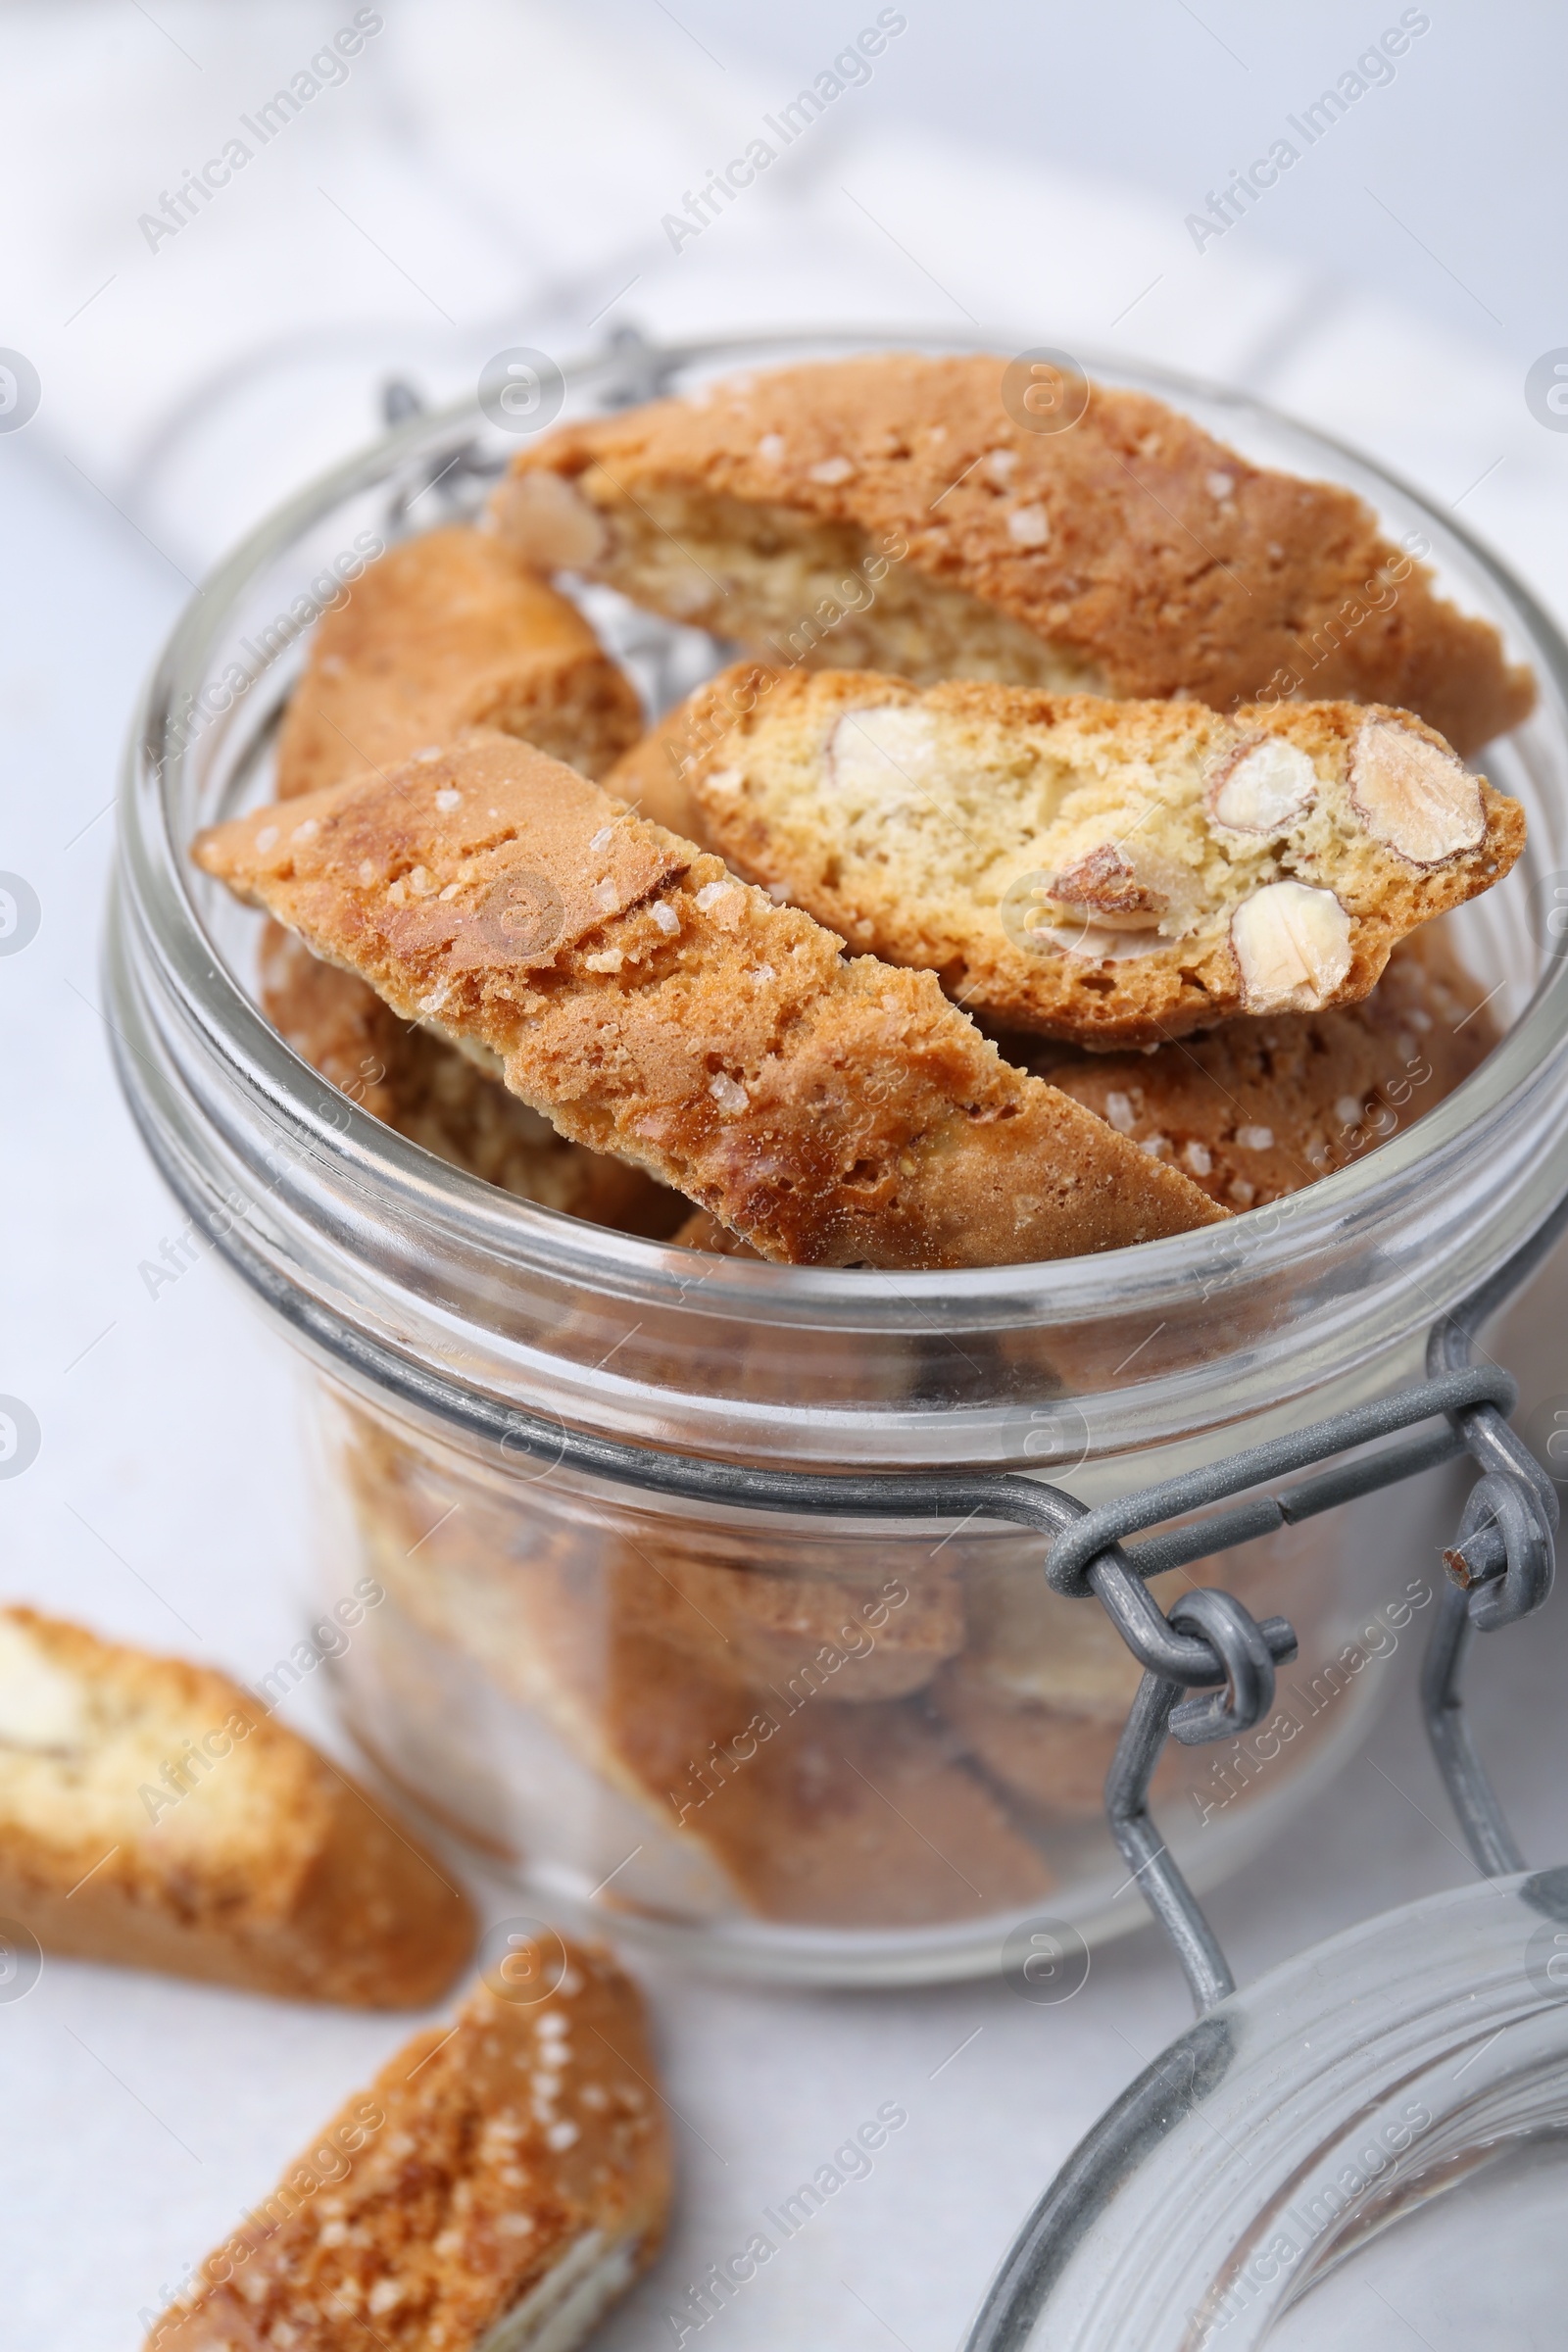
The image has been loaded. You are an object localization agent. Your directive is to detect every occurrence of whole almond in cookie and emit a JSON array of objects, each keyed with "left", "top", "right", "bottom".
[
  {"left": 647, "top": 666, "right": 1523, "bottom": 1047},
  {"left": 192, "top": 730, "right": 1223, "bottom": 1266},
  {"left": 491, "top": 352, "right": 1533, "bottom": 758}
]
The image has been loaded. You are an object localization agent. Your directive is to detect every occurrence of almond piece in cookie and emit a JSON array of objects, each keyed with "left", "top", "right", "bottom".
[
  {"left": 0, "top": 1606, "right": 472, "bottom": 2005},
  {"left": 259, "top": 922, "right": 688, "bottom": 1238},
  {"left": 275, "top": 524, "right": 643, "bottom": 798},
  {"left": 193, "top": 731, "right": 1223, "bottom": 1266},
  {"left": 143, "top": 1942, "right": 670, "bottom": 2352},
  {"left": 658, "top": 666, "right": 1523, "bottom": 1047},
  {"left": 491, "top": 353, "right": 1533, "bottom": 758}
]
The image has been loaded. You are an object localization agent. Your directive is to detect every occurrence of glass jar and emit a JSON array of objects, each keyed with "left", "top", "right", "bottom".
[{"left": 106, "top": 329, "right": 1568, "bottom": 1984}]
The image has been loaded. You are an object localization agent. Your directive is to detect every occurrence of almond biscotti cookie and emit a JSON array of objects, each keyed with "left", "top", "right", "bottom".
[
  {"left": 491, "top": 353, "right": 1532, "bottom": 757},
  {"left": 435, "top": 1539, "right": 1054, "bottom": 1926},
  {"left": 260, "top": 922, "right": 688, "bottom": 1238},
  {"left": 144, "top": 1942, "right": 670, "bottom": 2352},
  {"left": 660, "top": 666, "right": 1522, "bottom": 1047},
  {"left": 194, "top": 731, "right": 1222, "bottom": 1266},
  {"left": 350, "top": 1492, "right": 1052, "bottom": 1926},
  {"left": 1023, "top": 925, "right": 1500, "bottom": 1210},
  {"left": 0, "top": 1606, "right": 472, "bottom": 2005},
  {"left": 275, "top": 524, "right": 643, "bottom": 798}
]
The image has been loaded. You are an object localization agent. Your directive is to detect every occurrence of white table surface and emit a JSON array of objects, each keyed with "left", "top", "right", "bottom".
[{"left": 3, "top": 7, "right": 1568, "bottom": 2346}]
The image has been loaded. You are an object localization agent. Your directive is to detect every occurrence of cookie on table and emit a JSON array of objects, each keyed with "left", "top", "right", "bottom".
[
  {"left": 1022, "top": 924, "right": 1501, "bottom": 1210},
  {"left": 260, "top": 922, "right": 688, "bottom": 1238},
  {"left": 144, "top": 1942, "right": 670, "bottom": 2352},
  {"left": 275, "top": 523, "right": 643, "bottom": 798},
  {"left": 0, "top": 1606, "right": 472, "bottom": 2005},
  {"left": 193, "top": 731, "right": 1223, "bottom": 1268},
  {"left": 490, "top": 352, "right": 1532, "bottom": 757},
  {"left": 656, "top": 665, "right": 1523, "bottom": 1048}
]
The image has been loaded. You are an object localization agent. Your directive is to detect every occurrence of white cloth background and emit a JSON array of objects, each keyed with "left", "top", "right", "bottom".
[{"left": 3, "top": 5, "right": 1568, "bottom": 2346}]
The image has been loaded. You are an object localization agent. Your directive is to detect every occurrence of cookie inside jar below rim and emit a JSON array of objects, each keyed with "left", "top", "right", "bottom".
[{"left": 320, "top": 1397, "right": 1353, "bottom": 1939}]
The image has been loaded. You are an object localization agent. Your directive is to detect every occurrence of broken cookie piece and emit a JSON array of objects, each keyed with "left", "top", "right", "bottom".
[
  {"left": 491, "top": 352, "right": 1532, "bottom": 757},
  {"left": 0, "top": 1606, "right": 472, "bottom": 2006},
  {"left": 657, "top": 666, "right": 1522, "bottom": 1047},
  {"left": 193, "top": 730, "right": 1223, "bottom": 1266},
  {"left": 275, "top": 523, "right": 643, "bottom": 798},
  {"left": 143, "top": 1940, "right": 670, "bottom": 2352}
]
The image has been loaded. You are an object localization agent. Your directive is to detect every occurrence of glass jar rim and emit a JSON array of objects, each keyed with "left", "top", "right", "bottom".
[{"left": 109, "top": 326, "right": 1568, "bottom": 1467}]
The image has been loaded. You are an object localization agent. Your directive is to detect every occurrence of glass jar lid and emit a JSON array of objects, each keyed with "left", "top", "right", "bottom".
[{"left": 966, "top": 1867, "right": 1568, "bottom": 2350}]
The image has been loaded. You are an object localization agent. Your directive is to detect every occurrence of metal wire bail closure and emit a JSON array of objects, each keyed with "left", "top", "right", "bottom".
[{"left": 1166, "top": 1591, "right": 1295, "bottom": 1744}]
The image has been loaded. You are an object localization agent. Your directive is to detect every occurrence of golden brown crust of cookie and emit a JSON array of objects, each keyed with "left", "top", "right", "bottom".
[
  {"left": 194, "top": 731, "right": 1224, "bottom": 1266},
  {"left": 275, "top": 523, "right": 643, "bottom": 798},
  {"left": 0, "top": 1606, "right": 472, "bottom": 2007},
  {"left": 144, "top": 1946, "right": 670, "bottom": 2352},
  {"left": 259, "top": 922, "right": 687, "bottom": 1237},
  {"left": 655, "top": 665, "right": 1522, "bottom": 1047},
  {"left": 494, "top": 354, "right": 1534, "bottom": 757},
  {"left": 1020, "top": 925, "right": 1499, "bottom": 1209}
]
